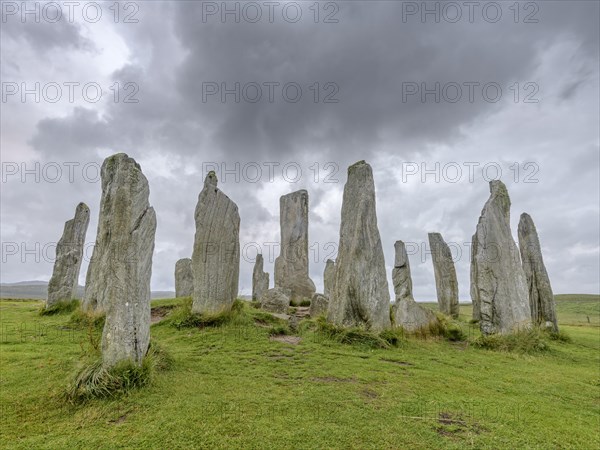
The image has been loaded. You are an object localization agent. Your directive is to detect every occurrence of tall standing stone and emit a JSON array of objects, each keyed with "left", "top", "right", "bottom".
[
  {"left": 192, "top": 171, "right": 240, "bottom": 315},
  {"left": 274, "top": 190, "right": 316, "bottom": 301},
  {"left": 470, "top": 233, "right": 481, "bottom": 322},
  {"left": 391, "top": 241, "right": 439, "bottom": 332},
  {"left": 470, "top": 180, "right": 531, "bottom": 335},
  {"left": 83, "top": 153, "right": 156, "bottom": 367},
  {"left": 46, "top": 202, "right": 90, "bottom": 308},
  {"left": 323, "top": 259, "right": 335, "bottom": 298},
  {"left": 518, "top": 213, "right": 559, "bottom": 332},
  {"left": 428, "top": 232, "right": 460, "bottom": 318},
  {"left": 327, "top": 161, "right": 391, "bottom": 331},
  {"left": 175, "top": 258, "right": 193, "bottom": 298},
  {"left": 252, "top": 254, "right": 269, "bottom": 301}
]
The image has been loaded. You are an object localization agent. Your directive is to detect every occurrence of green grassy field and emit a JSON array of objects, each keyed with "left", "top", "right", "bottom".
[{"left": 1, "top": 295, "right": 598, "bottom": 449}]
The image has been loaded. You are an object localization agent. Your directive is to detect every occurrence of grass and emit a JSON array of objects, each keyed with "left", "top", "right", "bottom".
[
  {"left": 0, "top": 295, "right": 598, "bottom": 448},
  {"left": 39, "top": 299, "right": 80, "bottom": 316},
  {"left": 65, "top": 342, "right": 173, "bottom": 404}
]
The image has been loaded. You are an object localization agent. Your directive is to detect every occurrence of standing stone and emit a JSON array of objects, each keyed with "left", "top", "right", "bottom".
[
  {"left": 175, "top": 258, "right": 193, "bottom": 298},
  {"left": 192, "top": 171, "right": 240, "bottom": 315},
  {"left": 274, "top": 190, "right": 316, "bottom": 302},
  {"left": 391, "top": 241, "right": 439, "bottom": 332},
  {"left": 428, "top": 232, "right": 460, "bottom": 318},
  {"left": 82, "top": 153, "right": 156, "bottom": 367},
  {"left": 327, "top": 161, "right": 391, "bottom": 331},
  {"left": 310, "top": 293, "right": 329, "bottom": 317},
  {"left": 46, "top": 202, "right": 90, "bottom": 308},
  {"left": 518, "top": 213, "right": 559, "bottom": 332},
  {"left": 470, "top": 233, "right": 481, "bottom": 322},
  {"left": 252, "top": 254, "right": 269, "bottom": 301},
  {"left": 260, "top": 287, "right": 290, "bottom": 314},
  {"left": 323, "top": 259, "right": 335, "bottom": 298},
  {"left": 470, "top": 180, "right": 531, "bottom": 335}
]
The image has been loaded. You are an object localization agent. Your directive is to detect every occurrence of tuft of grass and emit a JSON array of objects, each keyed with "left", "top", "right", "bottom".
[
  {"left": 169, "top": 298, "right": 248, "bottom": 329},
  {"left": 299, "top": 299, "right": 311, "bottom": 307},
  {"left": 68, "top": 306, "right": 105, "bottom": 330},
  {"left": 40, "top": 299, "right": 80, "bottom": 316},
  {"left": 268, "top": 325, "right": 290, "bottom": 336},
  {"left": 315, "top": 317, "right": 390, "bottom": 349},
  {"left": 250, "top": 300, "right": 261, "bottom": 309},
  {"left": 65, "top": 341, "right": 172, "bottom": 403},
  {"left": 547, "top": 329, "right": 572, "bottom": 343},
  {"left": 379, "top": 328, "right": 406, "bottom": 347},
  {"left": 471, "top": 328, "right": 549, "bottom": 354}
]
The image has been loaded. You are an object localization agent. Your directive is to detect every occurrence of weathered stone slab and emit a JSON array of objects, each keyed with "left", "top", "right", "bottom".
[
  {"left": 252, "top": 254, "right": 269, "bottom": 301},
  {"left": 260, "top": 287, "right": 290, "bottom": 314},
  {"left": 518, "top": 213, "right": 558, "bottom": 332},
  {"left": 47, "top": 202, "right": 90, "bottom": 307},
  {"left": 274, "top": 190, "right": 316, "bottom": 302},
  {"left": 192, "top": 171, "right": 240, "bottom": 315},
  {"left": 175, "top": 258, "right": 193, "bottom": 298},
  {"left": 391, "top": 240, "right": 439, "bottom": 332},
  {"left": 428, "top": 232, "right": 459, "bottom": 318},
  {"left": 327, "top": 161, "right": 391, "bottom": 331},
  {"left": 470, "top": 180, "right": 531, "bottom": 335},
  {"left": 323, "top": 259, "right": 335, "bottom": 298},
  {"left": 310, "top": 293, "right": 329, "bottom": 317},
  {"left": 82, "top": 153, "right": 156, "bottom": 367}
]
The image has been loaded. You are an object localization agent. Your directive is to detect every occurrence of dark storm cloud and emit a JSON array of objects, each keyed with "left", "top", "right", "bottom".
[{"left": 2, "top": 1, "right": 598, "bottom": 297}]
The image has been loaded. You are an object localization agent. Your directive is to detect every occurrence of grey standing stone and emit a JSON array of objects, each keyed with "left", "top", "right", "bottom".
[
  {"left": 274, "top": 190, "right": 316, "bottom": 302},
  {"left": 47, "top": 202, "right": 90, "bottom": 308},
  {"left": 252, "top": 254, "right": 269, "bottom": 301},
  {"left": 470, "top": 233, "right": 481, "bottom": 322},
  {"left": 327, "top": 161, "right": 391, "bottom": 331},
  {"left": 470, "top": 180, "right": 531, "bottom": 335},
  {"left": 392, "top": 241, "right": 413, "bottom": 303},
  {"left": 391, "top": 241, "right": 439, "bottom": 332},
  {"left": 260, "top": 287, "right": 290, "bottom": 314},
  {"left": 82, "top": 153, "right": 156, "bottom": 367},
  {"left": 310, "top": 293, "right": 329, "bottom": 317},
  {"left": 428, "top": 232, "right": 460, "bottom": 318},
  {"left": 518, "top": 213, "right": 559, "bottom": 332},
  {"left": 323, "top": 259, "right": 336, "bottom": 298},
  {"left": 175, "top": 258, "right": 193, "bottom": 298},
  {"left": 191, "top": 171, "right": 240, "bottom": 315}
]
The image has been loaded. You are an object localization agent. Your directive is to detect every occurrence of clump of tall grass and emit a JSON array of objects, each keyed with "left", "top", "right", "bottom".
[
  {"left": 39, "top": 299, "right": 80, "bottom": 316},
  {"left": 315, "top": 317, "right": 390, "bottom": 349},
  {"left": 169, "top": 298, "right": 247, "bottom": 329},
  {"left": 471, "top": 328, "right": 549, "bottom": 353},
  {"left": 65, "top": 342, "right": 172, "bottom": 403}
]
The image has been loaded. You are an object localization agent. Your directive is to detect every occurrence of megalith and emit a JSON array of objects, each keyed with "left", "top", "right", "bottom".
[
  {"left": 252, "top": 254, "right": 270, "bottom": 301},
  {"left": 310, "top": 293, "right": 329, "bottom": 317},
  {"left": 470, "top": 180, "right": 531, "bottom": 335},
  {"left": 323, "top": 259, "right": 335, "bottom": 298},
  {"left": 260, "top": 287, "right": 290, "bottom": 314},
  {"left": 428, "top": 232, "right": 460, "bottom": 318},
  {"left": 391, "top": 241, "right": 439, "bottom": 332},
  {"left": 175, "top": 258, "right": 193, "bottom": 298},
  {"left": 46, "top": 202, "right": 90, "bottom": 308},
  {"left": 327, "top": 161, "right": 391, "bottom": 331},
  {"left": 83, "top": 153, "right": 156, "bottom": 367},
  {"left": 274, "top": 190, "right": 316, "bottom": 302},
  {"left": 191, "top": 171, "right": 240, "bottom": 315},
  {"left": 518, "top": 213, "right": 558, "bottom": 332}
]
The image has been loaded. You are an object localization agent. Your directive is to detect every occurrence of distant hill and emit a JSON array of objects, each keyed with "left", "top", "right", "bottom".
[{"left": 0, "top": 281, "right": 174, "bottom": 300}]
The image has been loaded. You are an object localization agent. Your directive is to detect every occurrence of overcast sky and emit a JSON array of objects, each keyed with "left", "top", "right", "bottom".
[{"left": 1, "top": 1, "right": 599, "bottom": 300}]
